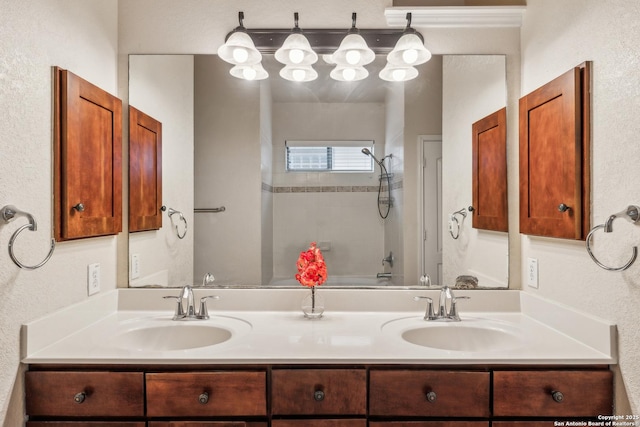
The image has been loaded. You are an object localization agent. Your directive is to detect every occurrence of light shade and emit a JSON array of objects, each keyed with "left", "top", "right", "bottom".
[
  {"left": 275, "top": 33, "right": 318, "bottom": 66},
  {"left": 330, "top": 65, "right": 369, "bottom": 82},
  {"left": 229, "top": 63, "right": 269, "bottom": 81},
  {"left": 331, "top": 34, "right": 375, "bottom": 67},
  {"left": 279, "top": 65, "right": 318, "bottom": 82},
  {"left": 379, "top": 64, "right": 419, "bottom": 82},
  {"left": 386, "top": 33, "right": 432, "bottom": 66},
  {"left": 217, "top": 31, "right": 262, "bottom": 65}
]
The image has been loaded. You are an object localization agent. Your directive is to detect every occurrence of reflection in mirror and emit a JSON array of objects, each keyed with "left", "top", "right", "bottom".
[{"left": 128, "top": 54, "right": 507, "bottom": 289}]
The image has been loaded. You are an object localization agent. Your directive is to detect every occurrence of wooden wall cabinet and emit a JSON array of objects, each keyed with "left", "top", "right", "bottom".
[
  {"left": 519, "top": 62, "right": 591, "bottom": 239},
  {"left": 472, "top": 107, "right": 508, "bottom": 232},
  {"left": 129, "top": 106, "right": 163, "bottom": 232},
  {"left": 54, "top": 67, "right": 123, "bottom": 241}
]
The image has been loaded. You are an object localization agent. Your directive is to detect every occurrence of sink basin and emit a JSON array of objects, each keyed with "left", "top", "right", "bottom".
[
  {"left": 382, "top": 317, "right": 525, "bottom": 352},
  {"left": 109, "top": 316, "right": 252, "bottom": 352}
]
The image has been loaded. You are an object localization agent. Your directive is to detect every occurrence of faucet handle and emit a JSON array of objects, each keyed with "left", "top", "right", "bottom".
[
  {"left": 197, "top": 295, "right": 220, "bottom": 319},
  {"left": 413, "top": 296, "right": 436, "bottom": 320},
  {"left": 449, "top": 296, "right": 470, "bottom": 321},
  {"left": 163, "top": 295, "right": 185, "bottom": 319}
]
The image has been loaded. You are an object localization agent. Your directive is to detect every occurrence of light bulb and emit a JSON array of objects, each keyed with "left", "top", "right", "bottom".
[
  {"left": 342, "top": 68, "right": 356, "bottom": 81},
  {"left": 392, "top": 69, "right": 407, "bottom": 81},
  {"left": 345, "top": 50, "right": 361, "bottom": 65},
  {"left": 289, "top": 49, "right": 304, "bottom": 64},
  {"left": 242, "top": 67, "right": 257, "bottom": 80},
  {"left": 292, "top": 69, "right": 306, "bottom": 82},
  {"left": 232, "top": 47, "right": 249, "bottom": 64},
  {"left": 402, "top": 49, "right": 418, "bottom": 65}
]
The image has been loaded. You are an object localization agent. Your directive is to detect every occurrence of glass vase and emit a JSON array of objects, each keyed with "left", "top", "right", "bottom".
[{"left": 301, "top": 286, "right": 324, "bottom": 319}]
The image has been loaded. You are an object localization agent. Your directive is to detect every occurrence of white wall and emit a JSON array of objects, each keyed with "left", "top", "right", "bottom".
[
  {"left": 128, "top": 55, "right": 195, "bottom": 287},
  {"left": 0, "top": 1, "right": 119, "bottom": 424},
  {"left": 442, "top": 55, "right": 508, "bottom": 288},
  {"left": 520, "top": 0, "right": 640, "bottom": 413}
]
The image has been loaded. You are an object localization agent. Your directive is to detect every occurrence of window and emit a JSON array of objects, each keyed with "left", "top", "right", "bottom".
[{"left": 285, "top": 141, "right": 374, "bottom": 172}]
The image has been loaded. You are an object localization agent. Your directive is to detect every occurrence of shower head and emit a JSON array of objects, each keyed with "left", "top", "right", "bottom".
[{"left": 361, "top": 148, "right": 383, "bottom": 166}]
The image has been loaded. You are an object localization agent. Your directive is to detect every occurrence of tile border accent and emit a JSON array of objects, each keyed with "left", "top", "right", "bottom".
[{"left": 262, "top": 181, "right": 404, "bottom": 193}]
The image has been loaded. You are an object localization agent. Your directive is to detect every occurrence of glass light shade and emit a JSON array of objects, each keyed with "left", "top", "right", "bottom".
[
  {"left": 330, "top": 65, "right": 369, "bottom": 82},
  {"left": 217, "top": 31, "right": 262, "bottom": 65},
  {"left": 331, "top": 34, "right": 375, "bottom": 67},
  {"left": 275, "top": 33, "right": 318, "bottom": 66},
  {"left": 229, "top": 63, "right": 269, "bottom": 81},
  {"left": 279, "top": 65, "right": 318, "bottom": 82},
  {"left": 379, "top": 63, "right": 419, "bottom": 82},
  {"left": 386, "top": 33, "right": 432, "bottom": 66}
]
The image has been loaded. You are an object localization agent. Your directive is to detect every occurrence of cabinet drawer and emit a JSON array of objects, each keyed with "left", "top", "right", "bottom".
[
  {"left": 369, "top": 370, "right": 490, "bottom": 417},
  {"left": 25, "top": 371, "right": 144, "bottom": 417},
  {"left": 493, "top": 370, "right": 613, "bottom": 417},
  {"left": 370, "top": 423, "right": 489, "bottom": 427},
  {"left": 146, "top": 371, "right": 267, "bottom": 417},
  {"left": 271, "top": 369, "right": 367, "bottom": 415},
  {"left": 272, "top": 420, "right": 367, "bottom": 427},
  {"left": 27, "top": 423, "right": 145, "bottom": 427},
  {"left": 148, "top": 422, "right": 267, "bottom": 427}
]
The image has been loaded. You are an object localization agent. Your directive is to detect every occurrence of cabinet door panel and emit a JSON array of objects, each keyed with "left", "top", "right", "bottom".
[
  {"left": 27, "top": 423, "right": 145, "bottom": 426},
  {"left": 493, "top": 370, "right": 613, "bottom": 417},
  {"left": 25, "top": 371, "right": 143, "bottom": 417},
  {"left": 370, "top": 422, "right": 489, "bottom": 427},
  {"left": 472, "top": 107, "right": 508, "bottom": 231},
  {"left": 271, "top": 369, "right": 367, "bottom": 415},
  {"left": 519, "top": 63, "right": 591, "bottom": 239},
  {"left": 129, "top": 106, "right": 162, "bottom": 231},
  {"left": 146, "top": 372, "right": 267, "bottom": 417},
  {"left": 148, "top": 422, "right": 267, "bottom": 427},
  {"left": 369, "top": 370, "right": 490, "bottom": 417},
  {"left": 54, "top": 67, "right": 123, "bottom": 240},
  {"left": 272, "top": 420, "right": 367, "bottom": 427}
]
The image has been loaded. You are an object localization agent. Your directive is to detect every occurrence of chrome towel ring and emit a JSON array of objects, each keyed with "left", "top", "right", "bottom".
[
  {"left": 586, "top": 205, "right": 639, "bottom": 271},
  {"left": 167, "top": 207, "right": 187, "bottom": 239},
  {"left": 1, "top": 205, "right": 55, "bottom": 270},
  {"left": 448, "top": 208, "right": 468, "bottom": 240}
]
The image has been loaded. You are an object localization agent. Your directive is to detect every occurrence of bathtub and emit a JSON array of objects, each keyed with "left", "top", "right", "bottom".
[{"left": 268, "top": 276, "right": 396, "bottom": 287}]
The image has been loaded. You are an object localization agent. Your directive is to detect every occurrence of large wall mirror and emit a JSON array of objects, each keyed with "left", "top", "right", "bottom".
[{"left": 128, "top": 54, "right": 508, "bottom": 289}]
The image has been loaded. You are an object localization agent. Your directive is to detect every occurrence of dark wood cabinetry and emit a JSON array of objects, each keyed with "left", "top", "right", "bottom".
[
  {"left": 25, "top": 365, "right": 613, "bottom": 425},
  {"left": 519, "top": 62, "right": 591, "bottom": 239},
  {"left": 53, "top": 67, "right": 123, "bottom": 241}
]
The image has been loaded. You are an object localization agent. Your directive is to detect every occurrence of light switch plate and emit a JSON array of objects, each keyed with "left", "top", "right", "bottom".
[
  {"left": 131, "top": 253, "right": 140, "bottom": 280},
  {"left": 87, "top": 263, "right": 100, "bottom": 295},
  {"left": 527, "top": 258, "right": 539, "bottom": 288}
]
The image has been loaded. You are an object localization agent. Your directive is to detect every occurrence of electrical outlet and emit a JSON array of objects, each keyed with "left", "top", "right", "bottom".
[
  {"left": 131, "top": 253, "right": 140, "bottom": 279},
  {"left": 87, "top": 263, "right": 101, "bottom": 296},
  {"left": 527, "top": 258, "right": 539, "bottom": 288}
]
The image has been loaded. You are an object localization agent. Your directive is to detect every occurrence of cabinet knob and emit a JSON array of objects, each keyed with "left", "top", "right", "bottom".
[
  {"left": 73, "top": 203, "right": 85, "bottom": 212},
  {"left": 314, "top": 390, "right": 325, "bottom": 401},
  {"left": 73, "top": 392, "right": 86, "bottom": 404},
  {"left": 468, "top": 206, "right": 475, "bottom": 212},
  {"left": 425, "top": 391, "right": 437, "bottom": 402},
  {"left": 551, "top": 390, "right": 564, "bottom": 403},
  {"left": 558, "top": 203, "right": 571, "bottom": 213},
  {"left": 198, "top": 391, "right": 209, "bottom": 404}
]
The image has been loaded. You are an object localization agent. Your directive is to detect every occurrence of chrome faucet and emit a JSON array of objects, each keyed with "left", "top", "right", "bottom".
[
  {"left": 163, "top": 285, "right": 219, "bottom": 320},
  {"left": 414, "top": 285, "right": 470, "bottom": 322}
]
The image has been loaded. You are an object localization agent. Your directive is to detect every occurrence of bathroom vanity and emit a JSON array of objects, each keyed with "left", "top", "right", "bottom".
[{"left": 22, "top": 288, "right": 616, "bottom": 426}]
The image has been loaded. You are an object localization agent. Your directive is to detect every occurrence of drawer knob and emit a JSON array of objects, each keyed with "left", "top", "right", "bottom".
[
  {"left": 314, "top": 390, "right": 325, "bottom": 401},
  {"left": 73, "top": 392, "right": 86, "bottom": 404},
  {"left": 551, "top": 390, "right": 564, "bottom": 403},
  {"left": 426, "top": 391, "right": 437, "bottom": 402},
  {"left": 558, "top": 203, "right": 571, "bottom": 213},
  {"left": 73, "top": 203, "right": 85, "bottom": 212},
  {"left": 198, "top": 392, "right": 209, "bottom": 404}
]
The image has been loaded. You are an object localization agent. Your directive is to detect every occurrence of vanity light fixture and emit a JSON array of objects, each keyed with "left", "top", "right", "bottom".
[
  {"left": 219, "top": 11, "right": 431, "bottom": 82},
  {"left": 217, "top": 12, "right": 263, "bottom": 66}
]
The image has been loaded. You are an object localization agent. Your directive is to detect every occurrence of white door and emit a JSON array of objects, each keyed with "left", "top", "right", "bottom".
[{"left": 420, "top": 136, "right": 443, "bottom": 286}]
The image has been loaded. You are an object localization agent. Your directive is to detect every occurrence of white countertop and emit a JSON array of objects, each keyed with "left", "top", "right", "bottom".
[{"left": 22, "top": 288, "right": 616, "bottom": 365}]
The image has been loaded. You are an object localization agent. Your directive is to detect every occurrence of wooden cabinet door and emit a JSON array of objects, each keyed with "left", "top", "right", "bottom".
[
  {"left": 54, "top": 67, "right": 123, "bottom": 240},
  {"left": 370, "top": 423, "right": 489, "bottom": 427},
  {"left": 519, "top": 62, "right": 591, "bottom": 239},
  {"left": 472, "top": 107, "right": 508, "bottom": 232},
  {"left": 272, "top": 420, "right": 367, "bottom": 427},
  {"left": 148, "top": 423, "right": 267, "bottom": 427},
  {"left": 129, "top": 106, "right": 162, "bottom": 232}
]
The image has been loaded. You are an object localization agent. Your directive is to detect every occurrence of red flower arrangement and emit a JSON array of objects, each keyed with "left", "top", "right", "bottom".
[{"left": 295, "top": 242, "right": 328, "bottom": 288}]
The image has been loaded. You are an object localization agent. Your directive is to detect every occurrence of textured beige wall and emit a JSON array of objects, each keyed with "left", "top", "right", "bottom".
[
  {"left": 0, "top": 1, "right": 119, "bottom": 425},
  {"left": 520, "top": 0, "right": 640, "bottom": 413}
]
